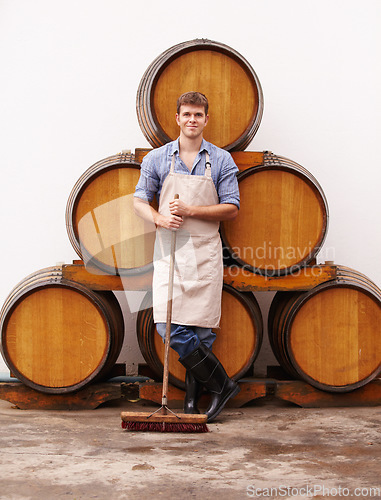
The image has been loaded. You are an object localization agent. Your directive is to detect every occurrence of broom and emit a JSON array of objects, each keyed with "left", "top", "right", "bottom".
[{"left": 121, "top": 194, "right": 209, "bottom": 433}]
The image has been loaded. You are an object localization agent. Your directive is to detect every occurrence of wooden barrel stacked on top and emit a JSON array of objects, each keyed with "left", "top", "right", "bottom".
[
  {"left": 223, "top": 151, "right": 329, "bottom": 276},
  {"left": 65, "top": 151, "right": 157, "bottom": 276},
  {"left": 136, "top": 38, "right": 264, "bottom": 152}
]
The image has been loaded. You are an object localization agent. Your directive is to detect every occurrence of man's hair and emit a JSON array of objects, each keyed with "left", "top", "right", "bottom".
[{"left": 176, "top": 92, "right": 209, "bottom": 115}]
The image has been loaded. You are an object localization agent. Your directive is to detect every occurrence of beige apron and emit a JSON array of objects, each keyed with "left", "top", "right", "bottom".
[{"left": 152, "top": 153, "right": 223, "bottom": 328}]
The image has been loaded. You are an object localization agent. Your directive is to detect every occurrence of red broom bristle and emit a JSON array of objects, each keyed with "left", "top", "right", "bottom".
[{"left": 121, "top": 421, "right": 209, "bottom": 433}]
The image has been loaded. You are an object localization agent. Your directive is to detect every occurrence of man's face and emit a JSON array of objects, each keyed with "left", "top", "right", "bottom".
[{"left": 176, "top": 104, "right": 209, "bottom": 139}]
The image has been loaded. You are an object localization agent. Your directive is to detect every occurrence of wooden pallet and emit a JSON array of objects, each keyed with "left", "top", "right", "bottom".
[
  {"left": 62, "top": 262, "right": 337, "bottom": 292},
  {"left": 138, "top": 378, "right": 381, "bottom": 409},
  {"left": 0, "top": 382, "right": 122, "bottom": 410},
  {"left": 1, "top": 377, "right": 380, "bottom": 410}
]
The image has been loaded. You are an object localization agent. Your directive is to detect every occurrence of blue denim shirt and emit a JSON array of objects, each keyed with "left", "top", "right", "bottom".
[{"left": 134, "top": 138, "right": 240, "bottom": 208}]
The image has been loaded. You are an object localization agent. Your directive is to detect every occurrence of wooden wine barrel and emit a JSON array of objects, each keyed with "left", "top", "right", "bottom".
[
  {"left": 66, "top": 152, "right": 157, "bottom": 275},
  {"left": 137, "top": 38, "right": 263, "bottom": 151},
  {"left": 221, "top": 152, "right": 329, "bottom": 276},
  {"left": 0, "top": 267, "right": 124, "bottom": 394},
  {"left": 268, "top": 266, "right": 381, "bottom": 392},
  {"left": 136, "top": 284, "right": 263, "bottom": 390}
]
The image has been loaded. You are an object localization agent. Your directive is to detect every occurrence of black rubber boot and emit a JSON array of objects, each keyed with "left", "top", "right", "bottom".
[
  {"left": 180, "top": 343, "right": 240, "bottom": 422},
  {"left": 183, "top": 370, "right": 202, "bottom": 414}
]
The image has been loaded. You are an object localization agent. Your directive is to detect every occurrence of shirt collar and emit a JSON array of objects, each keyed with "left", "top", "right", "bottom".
[{"left": 170, "top": 138, "right": 211, "bottom": 156}]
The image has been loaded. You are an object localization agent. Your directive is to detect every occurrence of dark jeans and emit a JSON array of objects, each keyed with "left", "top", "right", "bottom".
[{"left": 155, "top": 323, "right": 216, "bottom": 359}]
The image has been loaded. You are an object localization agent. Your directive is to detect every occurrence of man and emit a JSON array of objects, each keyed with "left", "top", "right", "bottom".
[{"left": 134, "top": 91, "right": 240, "bottom": 422}]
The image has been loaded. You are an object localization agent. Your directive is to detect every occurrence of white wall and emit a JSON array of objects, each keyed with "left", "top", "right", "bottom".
[{"left": 1, "top": 0, "right": 380, "bottom": 374}]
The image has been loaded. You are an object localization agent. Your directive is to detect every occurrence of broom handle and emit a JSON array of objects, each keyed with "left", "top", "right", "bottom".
[{"left": 162, "top": 194, "right": 179, "bottom": 406}]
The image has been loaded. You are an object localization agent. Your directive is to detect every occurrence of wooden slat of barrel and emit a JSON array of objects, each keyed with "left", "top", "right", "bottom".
[
  {"left": 137, "top": 39, "right": 263, "bottom": 151},
  {"left": 267, "top": 291, "right": 303, "bottom": 378},
  {"left": 0, "top": 269, "right": 124, "bottom": 394},
  {"left": 66, "top": 155, "right": 157, "bottom": 275},
  {"left": 221, "top": 154, "right": 329, "bottom": 276},
  {"left": 97, "top": 290, "right": 125, "bottom": 366},
  {"left": 268, "top": 267, "right": 381, "bottom": 392},
  {"left": 136, "top": 285, "right": 263, "bottom": 390}
]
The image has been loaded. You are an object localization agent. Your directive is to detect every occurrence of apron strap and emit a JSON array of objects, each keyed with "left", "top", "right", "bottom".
[{"left": 170, "top": 151, "right": 211, "bottom": 176}]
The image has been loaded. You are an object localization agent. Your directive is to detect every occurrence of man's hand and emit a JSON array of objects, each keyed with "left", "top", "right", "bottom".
[
  {"left": 133, "top": 197, "right": 183, "bottom": 230},
  {"left": 169, "top": 199, "right": 239, "bottom": 222},
  {"left": 156, "top": 213, "right": 183, "bottom": 231},
  {"left": 169, "top": 198, "right": 190, "bottom": 217},
  {"left": 134, "top": 196, "right": 238, "bottom": 229}
]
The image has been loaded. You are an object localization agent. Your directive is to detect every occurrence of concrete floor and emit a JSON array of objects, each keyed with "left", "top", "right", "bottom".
[{"left": 0, "top": 396, "right": 380, "bottom": 500}]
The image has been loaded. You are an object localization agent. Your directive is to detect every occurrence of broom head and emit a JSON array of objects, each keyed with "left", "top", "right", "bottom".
[{"left": 121, "top": 411, "right": 209, "bottom": 433}]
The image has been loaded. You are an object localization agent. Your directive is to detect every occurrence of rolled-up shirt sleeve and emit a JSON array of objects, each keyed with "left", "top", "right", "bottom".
[
  {"left": 134, "top": 153, "right": 160, "bottom": 202},
  {"left": 216, "top": 153, "right": 240, "bottom": 209}
]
